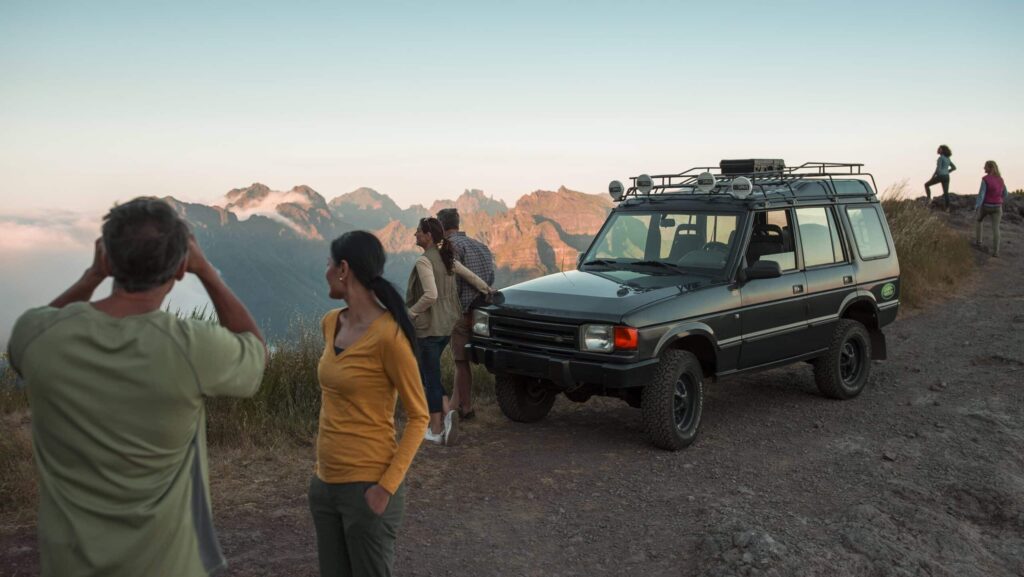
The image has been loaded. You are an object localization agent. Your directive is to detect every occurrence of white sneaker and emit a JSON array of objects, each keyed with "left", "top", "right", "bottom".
[
  {"left": 424, "top": 428, "right": 443, "bottom": 444},
  {"left": 443, "top": 410, "right": 459, "bottom": 446}
]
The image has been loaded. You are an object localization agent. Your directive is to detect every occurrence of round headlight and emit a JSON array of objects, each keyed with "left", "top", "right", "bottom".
[
  {"left": 581, "top": 324, "right": 614, "bottom": 353},
  {"left": 472, "top": 310, "right": 490, "bottom": 337}
]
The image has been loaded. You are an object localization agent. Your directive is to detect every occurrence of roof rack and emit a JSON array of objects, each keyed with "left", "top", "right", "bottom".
[{"left": 619, "top": 161, "right": 878, "bottom": 202}]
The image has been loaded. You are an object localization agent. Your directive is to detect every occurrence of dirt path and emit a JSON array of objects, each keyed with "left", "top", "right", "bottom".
[{"left": 2, "top": 218, "right": 1022, "bottom": 577}]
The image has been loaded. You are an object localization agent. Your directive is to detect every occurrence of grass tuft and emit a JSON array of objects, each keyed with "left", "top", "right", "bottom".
[
  {"left": 0, "top": 359, "right": 34, "bottom": 520},
  {"left": 880, "top": 181, "right": 974, "bottom": 308}
]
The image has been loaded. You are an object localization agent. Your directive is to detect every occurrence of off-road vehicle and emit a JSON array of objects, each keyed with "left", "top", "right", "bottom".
[{"left": 469, "top": 160, "right": 900, "bottom": 450}]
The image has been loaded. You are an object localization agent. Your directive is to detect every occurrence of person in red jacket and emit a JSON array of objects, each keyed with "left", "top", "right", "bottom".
[{"left": 974, "top": 160, "right": 1008, "bottom": 257}]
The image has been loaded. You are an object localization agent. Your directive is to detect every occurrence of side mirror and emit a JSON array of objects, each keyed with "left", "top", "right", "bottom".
[{"left": 743, "top": 260, "right": 782, "bottom": 281}]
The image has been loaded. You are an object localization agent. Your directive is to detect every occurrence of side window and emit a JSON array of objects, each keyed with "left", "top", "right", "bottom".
[
  {"left": 795, "top": 207, "right": 846, "bottom": 267},
  {"left": 746, "top": 209, "right": 796, "bottom": 271},
  {"left": 845, "top": 206, "right": 890, "bottom": 259}
]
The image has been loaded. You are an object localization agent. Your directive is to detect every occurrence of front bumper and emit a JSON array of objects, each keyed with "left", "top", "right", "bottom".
[{"left": 468, "top": 343, "right": 658, "bottom": 389}]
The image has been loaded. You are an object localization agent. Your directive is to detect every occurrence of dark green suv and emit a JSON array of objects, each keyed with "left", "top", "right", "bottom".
[{"left": 468, "top": 160, "right": 900, "bottom": 450}]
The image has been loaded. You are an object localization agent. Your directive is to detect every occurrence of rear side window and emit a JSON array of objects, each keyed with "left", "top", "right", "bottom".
[
  {"left": 795, "top": 207, "right": 845, "bottom": 267},
  {"left": 845, "top": 206, "right": 890, "bottom": 259}
]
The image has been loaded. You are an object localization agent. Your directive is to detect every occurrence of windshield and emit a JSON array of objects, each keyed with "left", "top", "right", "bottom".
[{"left": 583, "top": 210, "right": 741, "bottom": 275}]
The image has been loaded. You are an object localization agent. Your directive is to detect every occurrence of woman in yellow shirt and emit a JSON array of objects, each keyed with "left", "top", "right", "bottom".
[{"left": 309, "top": 230, "right": 430, "bottom": 577}]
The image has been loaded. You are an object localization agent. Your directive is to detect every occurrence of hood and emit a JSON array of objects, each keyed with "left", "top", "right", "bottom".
[{"left": 491, "top": 269, "right": 712, "bottom": 324}]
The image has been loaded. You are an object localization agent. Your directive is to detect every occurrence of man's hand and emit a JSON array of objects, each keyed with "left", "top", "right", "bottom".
[
  {"left": 364, "top": 484, "right": 391, "bottom": 516},
  {"left": 85, "top": 238, "right": 110, "bottom": 282},
  {"left": 186, "top": 235, "right": 214, "bottom": 277},
  {"left": 49, "top": 238, "right": 109, "bottom": 308}
]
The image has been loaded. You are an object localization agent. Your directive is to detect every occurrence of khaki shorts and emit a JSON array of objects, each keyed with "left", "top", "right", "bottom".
[{"left": 451, "top": 312, "right": 473, "bottom": 361}]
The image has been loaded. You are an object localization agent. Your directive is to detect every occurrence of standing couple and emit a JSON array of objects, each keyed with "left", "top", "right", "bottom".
[{"left": 406, "top": 210, "right": 495, "bottom": 446}]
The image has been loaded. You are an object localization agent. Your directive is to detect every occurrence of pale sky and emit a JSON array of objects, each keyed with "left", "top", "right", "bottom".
[
  {"left": 1, "top": 0, "right": 1021, "bottom": 216},
  {"left": 1, "top": 0, "right": 1023, "bottom": 346}
]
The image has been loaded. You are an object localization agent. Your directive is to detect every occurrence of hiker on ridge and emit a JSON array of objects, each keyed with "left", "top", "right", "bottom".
[
  {"left": 924, "top": 144, "right": 956, "bottom": 210},
  {"left": 974, "top": 160, "right": 1008, "bottom": 257}
]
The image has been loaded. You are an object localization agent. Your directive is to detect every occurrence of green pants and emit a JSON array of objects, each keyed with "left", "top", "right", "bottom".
[
  {"left": 308, "top": 476, "right": 406, "bottom": 577},
  {"left": 976, "top": 205, "right": 1002, "bottom": 256}
]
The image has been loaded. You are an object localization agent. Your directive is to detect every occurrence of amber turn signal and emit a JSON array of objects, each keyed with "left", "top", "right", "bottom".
[{"left": 613, "top": 326, "right": 638, "bottom": 351}]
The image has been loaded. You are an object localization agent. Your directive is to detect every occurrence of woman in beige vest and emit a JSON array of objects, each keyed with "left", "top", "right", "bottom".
[{"left": 407, "top": 217, "right": 492, "bottom": 446}]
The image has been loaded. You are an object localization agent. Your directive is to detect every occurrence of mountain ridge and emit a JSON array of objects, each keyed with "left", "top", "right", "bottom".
[{"left": 166, "top": 183, "right": 612, "bottom": 338}]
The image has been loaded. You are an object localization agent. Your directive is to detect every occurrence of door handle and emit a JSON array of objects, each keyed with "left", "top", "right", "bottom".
[
  {"left": 792, "top": 284, "right": 804, "bottom": 294},
  {"left": 843, "top": 275, "right": 854, "bottom": 285}
]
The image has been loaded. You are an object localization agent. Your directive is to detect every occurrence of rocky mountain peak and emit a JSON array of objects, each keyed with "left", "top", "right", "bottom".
[
  {"left": 429, "top": 189, "right": 508, "bottom": 217},
  {"left": 287, "top": 185, "right": 329, "bottom": 210},
  {"left": 225, "top": 183, "right": 272, "bottom": 209}
]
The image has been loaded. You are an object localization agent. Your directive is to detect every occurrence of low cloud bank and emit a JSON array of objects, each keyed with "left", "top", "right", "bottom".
[{"left": 0, "top": 211, "right": 212, "bottom": 348}]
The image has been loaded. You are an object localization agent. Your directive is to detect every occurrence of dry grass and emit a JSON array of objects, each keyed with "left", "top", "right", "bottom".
[
  {"left": 205, "top": 316, "right": 495, "bottom": 447},
  {"left": 880, "top": 181, "right": 974, "bottom": 308},
  {"left": 0, "top": 361, "right": 35, "bottom": 522}
]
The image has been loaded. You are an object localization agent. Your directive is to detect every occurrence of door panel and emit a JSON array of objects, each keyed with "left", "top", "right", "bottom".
[
  {"left": 738, "top": 271, "right": 809, "bottom": 368},
  {"left": 804, "top": 265, "right": 856, "bottom": 345}
]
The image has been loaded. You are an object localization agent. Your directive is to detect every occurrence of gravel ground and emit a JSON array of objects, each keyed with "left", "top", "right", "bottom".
[{"left": 1, "top": 214, "right": 1021, "bottom": 577}]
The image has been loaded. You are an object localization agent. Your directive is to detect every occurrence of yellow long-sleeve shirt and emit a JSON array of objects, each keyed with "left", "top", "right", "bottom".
[{"left": 315, "top": 309, "right": 429, "bottom": 494}]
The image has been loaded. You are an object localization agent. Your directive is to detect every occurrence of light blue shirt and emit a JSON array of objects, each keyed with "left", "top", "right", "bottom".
[{"left": 935, "top": 155, "right": 956, "bottom": 177}]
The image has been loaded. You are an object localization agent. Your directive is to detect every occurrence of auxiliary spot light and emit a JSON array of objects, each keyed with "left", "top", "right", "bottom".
[
  {"left": 608, "top": 180, "right": 625, "bottom": 201},
  {"left": 730, "top": 176, "right": 753, "bottom": 199},
  {"left": 695, "top": 172, "right": 716, "bottom": 193},
  {"left": 636, "top": 174, "right": 653, "bottom": 195}
]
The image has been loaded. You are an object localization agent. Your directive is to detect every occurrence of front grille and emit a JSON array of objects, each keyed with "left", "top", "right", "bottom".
[{"left": 489, "top": 316, "right": 579, "bottom": 351}]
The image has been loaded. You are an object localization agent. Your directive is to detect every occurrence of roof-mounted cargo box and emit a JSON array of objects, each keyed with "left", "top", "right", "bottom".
[{"left": 719, "top": 159, "right": 786, "bottom": 176}]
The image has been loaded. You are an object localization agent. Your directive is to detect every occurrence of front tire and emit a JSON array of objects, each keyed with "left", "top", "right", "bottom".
[
  {"left": 814, "top": 319, "right": 872, "bottom": 399},
  {"left": 495, "top": 374, "right": 556, "bottom": 422},
  {"left": 641, "top": 350, "right": 704, "bottom": 451}
]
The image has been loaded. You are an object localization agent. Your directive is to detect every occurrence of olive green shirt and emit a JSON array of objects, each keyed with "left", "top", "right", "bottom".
[{"left": 8, "top": 302, "right": 266, "bottom": 577}]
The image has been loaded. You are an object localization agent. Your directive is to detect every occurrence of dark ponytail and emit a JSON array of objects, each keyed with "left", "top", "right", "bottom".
[
  {"left": 419, "top": 217, "right": 454, "bottom": 274},
  {"left": 330, "top": 231, "right": 417, "bottom": 351}
]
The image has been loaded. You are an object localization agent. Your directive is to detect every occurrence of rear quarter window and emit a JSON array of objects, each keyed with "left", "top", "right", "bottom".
[{"left": 845, "top": 206, "right": 890, "bottom": 259}]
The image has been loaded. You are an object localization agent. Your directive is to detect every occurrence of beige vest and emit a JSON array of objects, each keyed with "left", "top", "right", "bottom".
[{"left": 406, "top": 246, "right": 461, "bottom": 338}]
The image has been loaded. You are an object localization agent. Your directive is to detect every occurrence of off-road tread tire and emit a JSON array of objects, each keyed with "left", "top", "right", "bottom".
[
  {"left": 641, "top": 349, "right": 704, "bottom": 451},
  {"left": 814, "top": 319, "right": 872, "bottom": 400},
  {"left": 495, "top": 374, "right": 556, "bottom": 423}
]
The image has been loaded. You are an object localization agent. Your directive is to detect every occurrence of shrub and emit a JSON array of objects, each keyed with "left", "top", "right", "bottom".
[{"left": 881, "top": 181, "right": 974, "bottom": 308}]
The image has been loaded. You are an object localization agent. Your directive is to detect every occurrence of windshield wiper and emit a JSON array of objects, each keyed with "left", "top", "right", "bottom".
[
  {"left": 581, "top": 259, "right": 621, "bottom": 267},
  {"left": 628, "top": 260, "right": 691, "bottom": 275}
]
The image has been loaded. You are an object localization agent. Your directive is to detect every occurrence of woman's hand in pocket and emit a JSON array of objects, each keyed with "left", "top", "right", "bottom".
[{"left": 364, "top": 484, "right": 391, "bottom": 515}]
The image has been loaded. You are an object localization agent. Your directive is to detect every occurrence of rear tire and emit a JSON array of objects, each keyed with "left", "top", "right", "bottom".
[
  {"left": 641, "top": 350, "right": 704, "bottom": 451},
  {"left": 814, "top": 320, "right": 872, "bottom": 399},
  {"left": 495, "top": 374, "right": 556, "bottom": 422}
]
